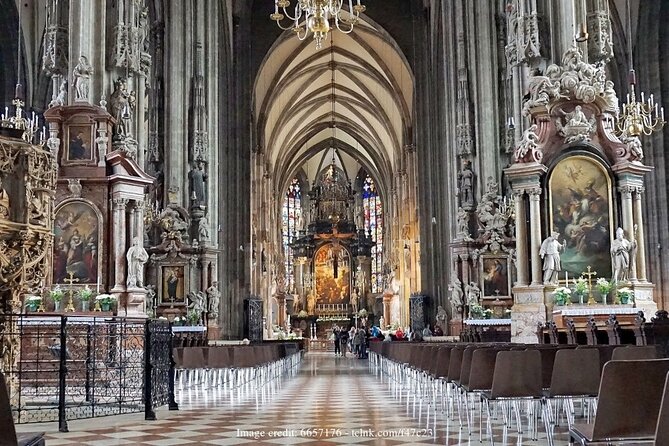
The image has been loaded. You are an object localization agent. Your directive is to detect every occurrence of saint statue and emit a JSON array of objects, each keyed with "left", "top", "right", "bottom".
[
  {"left": 126, "top": 237, "right": 148, "bottom": 288},
  {"left": 306, "top": 290, "right": 317, "bottom": 315},
  {"left": 403, "top": 243, "right": 411, "bottom": 274},
  {"left": 611, "top": 227, "right": 636, "bottom": 283},
  {"left": 0, "top": 177, "right": 10, "bottom": 219},
  {"left": 456, "top": 207, "right": 469, "bottom": 237},
  {"left": 566, "top": 105, "right": 589, "bottom": 128},
  {"left": 73, "top": 56, "right": 93, "bottom": 102},
  {"left": 198, "top": 216, "right": 210, "bottom": 241},
  {"left": 540, "top": 231, "right": 564, "bottom": 284},
  {"left": 449, "top": 276, "right": 464, "bottom": 317},
  {"left": 458, "top": 160, "right": 475, "bottom": 210},
  {"left": 188, "top": 291, "right": 206, "bottom": 316},
  {"left": 189, "top": 162, "right": 207, "bottom": 206},
  {"left": 436, "top": 305, "right": 448, "bottom": 326},
  {"left": 206, "top": 281, "right": 221, "bottom": 319},
  {"left": 350, "top": 288, "right": 359, "bottom": 314},
  {"left": 465, "top": 281, "right": 481, "bottom": 306},
  {"left": 109, "top": 78, "right": 136, "bottom": 140}
]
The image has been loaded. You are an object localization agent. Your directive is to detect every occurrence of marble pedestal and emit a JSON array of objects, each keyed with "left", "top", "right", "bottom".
[
  {"left": 510, "top": 285, "right": 547, "bottom": 343},
  {"left": 630, "top": 282, "right": 658, "bottom": 319},
  {"left": 125, "top": 287, "right": 148, "bottom": 318}
]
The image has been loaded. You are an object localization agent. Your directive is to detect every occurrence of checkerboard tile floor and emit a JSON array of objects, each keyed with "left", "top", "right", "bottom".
[{"left": 16, "top": 353, "right": 574, "bottom": 445}]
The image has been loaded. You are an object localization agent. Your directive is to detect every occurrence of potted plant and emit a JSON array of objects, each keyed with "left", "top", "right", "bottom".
[
  {"left": 573, "top": 277, "right": 588, "bottom": 305},
  {"left": 596, "top": 278, "right": 613, "bottom": 305},
  {"left": 172, "top": 316, "right": 185, "bottom": 326},
  {"left": 187, "top": 310, "right": 200, "bottom": 326},
  {"left": 552, "top": 286, "right": 572, "bottom": 306},
  {"left": 25, "top": 295, "right": 42, "bottom": 312},
  {"left": 50, "top": 286, "right": 64, "bottom": 311},
  {"left": 617, "top": 287, "right": 634, "bottom": 305},
  {"left": 469, "top": 303, "right": 492, "bottom": 319},
  {"left": 77, "top": 285, "right": 93, "bottom": 311},
  {"left": 95, "top": 294, "right": 116, "bottom": 312}
]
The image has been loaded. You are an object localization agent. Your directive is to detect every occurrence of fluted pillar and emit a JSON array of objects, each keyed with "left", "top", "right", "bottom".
[
  {"left": 111, "top": 198, "right": 129, "bottom": 291},
  {"left": 134, "top": 200, "right": 145, "bottom": 243},
  {"left": 514, "top": 190, "right": 529, "bottom": 286},
  {"left": 619, "top": 185, "right": 637, "bottom": 282},
  {"left": 633, "top": 187, "right": 648, "bottom": 282},
  {"left": 529, "top": 188, "right": 543, "bottom": 285}
]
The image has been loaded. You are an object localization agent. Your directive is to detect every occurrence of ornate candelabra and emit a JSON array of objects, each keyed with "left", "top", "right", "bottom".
[
  {"left": 0, "top": 87, "right": 45, "bottom": 144},
  {"left": 270, "top": 0, "right": 366, "bottom": 49},
  {"left": 616, "top": 71, "right": 665, "bottom": 137}
]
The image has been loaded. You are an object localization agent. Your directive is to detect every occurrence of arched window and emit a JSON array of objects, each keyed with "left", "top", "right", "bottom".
[
  {"left": 362, "top": 175, "right": 383, "bottom": 293},
  {"left": 282, "top": 178, "right": 302, "bottom": 291}
]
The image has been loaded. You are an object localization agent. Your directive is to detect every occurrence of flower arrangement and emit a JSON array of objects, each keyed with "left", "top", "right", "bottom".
[
  {"left": 25, "top": 295, "right": 42, "bottom": 311},
  {"left": 617, "top": 287, "right": 634, "bottom": 305},
  {"left": 297, "top": 310, "right": 309, "bottom": 318},
  {"left": 573, "top": 277, "right": 588, "bottom": 303},
  {"left": 95, "top": 294, "right": 117, "bottom": 311},
  {"left": 596, "top": 278, "right": 613, "bottom": 304},
  {"left": 469, "top": 303, "right": 493, "bottom": 319},
  {"left": 77, "top": 285, "right": 93, "bottom": 301},
  {"left": 172, "top": 316, "right": 185, "bottom": 326},
  {"left": 187, "top": 310, "right": 200, "bottom": 325},
  {"left": 49, "top": 286, "right": 64, "bottom": 302},
  {"left": 358, "top": 309, "right": 368, "bottom": 318},
  {"left": 552, "top": 286, "right": 572, "bottom": 306}
]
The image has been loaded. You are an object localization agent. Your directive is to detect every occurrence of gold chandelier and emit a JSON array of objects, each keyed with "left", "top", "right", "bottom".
[
  {"left": 271, "top": 0, "right": 366, "bottom": 49},
  {"left": 616, "top": 1, "right": 665, "bottom": 137}
]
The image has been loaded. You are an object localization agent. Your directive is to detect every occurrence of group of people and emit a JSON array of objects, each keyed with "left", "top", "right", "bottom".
[{"left": 331, "top": 325, "right": 369, "bottom": 359}]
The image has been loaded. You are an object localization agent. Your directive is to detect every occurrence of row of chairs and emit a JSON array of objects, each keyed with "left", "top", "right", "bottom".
[
  {"left": 173, "top": 343, "right": 302, "bottom": 389},
  {"left": 369, "top": 341, "right": 666, "bottom": 445}
]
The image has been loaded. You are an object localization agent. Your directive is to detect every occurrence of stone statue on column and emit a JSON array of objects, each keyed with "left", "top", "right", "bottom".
[
  {"left": 189, "top": 161, "right": 207, "bottom": 207},
  {"left": 449, "top": 276, "right": 464, "bottom": 318},
  {"left": 198, "top": 216, "right": 210, "bottom": 242},
  {"left": 540, "top": 231, "right": 564, "bottom": 284},
  {"left": 126, "top": 236, "right": 149, "bottom": 288},
  {"left": 465, "top": 281, "right": 480, "bottom": 306},
  {"left": 206, "top": 281, "right": 221, "bottom": 319},
  {"left": 109, "top": 78, "right": 136, "bottom": 141},
  {"left": 73, "top": 56, "right": 93, "bottom": 103},
  {"left": 611, "top": 227, "right": 636, "bottom": 283},
  {"left": 458, "top": 160, "right": 475, "bottom": 210}
]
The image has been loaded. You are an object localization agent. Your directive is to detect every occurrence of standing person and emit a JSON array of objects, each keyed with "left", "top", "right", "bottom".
[
  {"left": 348, "top": 326, "right": 356, "bottom": 354},
  {"left": 352, "top": 327, "right": 361, "bottom": 357},
  {"left": 357, "top": 328, "right": 368, "bottom": 359},
  {"left": 333, "top": 326, "right": 341, "bottom": 357},
  {"left": 339, "top": 327, "right": 349, "bottom": 358}
]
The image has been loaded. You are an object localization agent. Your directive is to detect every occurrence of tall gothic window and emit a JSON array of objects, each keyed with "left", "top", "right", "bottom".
[
  {"left": 362, "top": 175, "right": 383, "bottom": 292},
  {"left": 282, "top": 178, "right": 302, "bottom": 291}
]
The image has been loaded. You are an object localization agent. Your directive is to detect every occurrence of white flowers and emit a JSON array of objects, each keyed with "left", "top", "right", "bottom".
[{"left": 26, "top": 295, "right": 42, "bottom": 302}]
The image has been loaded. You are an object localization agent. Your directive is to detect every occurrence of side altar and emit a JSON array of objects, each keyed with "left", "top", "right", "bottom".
[{"left": 505, "top": 45, "right": 659, "bottom": 342}]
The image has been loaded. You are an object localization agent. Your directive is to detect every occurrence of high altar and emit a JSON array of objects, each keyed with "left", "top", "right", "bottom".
[{"left": 505, "top": 45, "right": 657, "bottom": 342}]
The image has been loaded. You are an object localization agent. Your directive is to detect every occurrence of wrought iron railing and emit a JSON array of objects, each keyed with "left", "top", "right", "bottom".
[{"left": 0, "top": 315, "right": 176, "bottom": 432}]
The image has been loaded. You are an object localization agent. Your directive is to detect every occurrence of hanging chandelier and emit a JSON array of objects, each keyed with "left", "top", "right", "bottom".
[
  {"left": 616, "top": 1, "right": 665, "bottom": 137},
  {"left": 270, "top": 0, "right": 366, "bottom": 49}
]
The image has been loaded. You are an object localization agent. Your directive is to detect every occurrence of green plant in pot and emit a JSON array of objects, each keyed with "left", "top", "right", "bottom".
[
  {"left": 553, "top": 286, "right": 571, "bottom": 306},
  {"left": 187, "top": 310, "right": 201, "bottom": 326},
  {"left": 95, "top": 294, "right": 116, "bottom": 312},
  {"left": 617, "top": 287, "right": 634, "bottom": 305},
  {"left": 50, "top": 286, "right": 64, "bottom": 311},
  {"left": 573, "top": 277, "right": 588, "bottom": 304},
  {"left": 596, "top": 278, "right": 613, "bottom": 305},
  {"left": 77, "top": 285, "right": 93, "bottom": 312},
  {"left": 25, "top": 295, "right": 42, "bottom": 312}
]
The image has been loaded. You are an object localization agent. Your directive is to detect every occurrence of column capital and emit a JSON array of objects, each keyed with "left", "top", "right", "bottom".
[
  {"left": 634, "top": 186, "right": 646, "bottom": 198},
  {"left": 134, "top": 199, "right": 146, "bottom": 210},
  {"left": 528, "top": 187, "right": 542, "bottom": 200},
  {"left": 617, "top": 185, "right": 634, "bottom": 198},
  {"left": 112, "top": 198, "right": 129, "bottom": 209}
]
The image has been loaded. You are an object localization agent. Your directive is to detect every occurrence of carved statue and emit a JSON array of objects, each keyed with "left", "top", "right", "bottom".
[
  {"left": 514, "top": 124, "right": 542, "bottom": 162},
  {"left": 72, "top": 56, "right": 93, "bottom": 102},
  {"left": 198, "top": 216, "right": 210, "bottom": 241},
  {"left": 611, "top": 227, "right": 636, "bottom": 283},
  {"left": 449, "top": 276, "right": 464, "bottom": 317},
  {"left": 458, "top": 160, "right": 475, "bottom": 210},
  {"left": 307, "top": 290, "right": 317, "bottom": 315},
  {"left": 456, "top": 207, "right": 469, "bottom": 238},
  {"left": 350, "top": 288, "right": 359, "bottom": 314},
  {"left": 145, "top": 285, "right": 156, "bottom": 317},
  {"left": 206, "top": 281, "right": 221, "bottom": 319},
  {"left": 403, "top": 243, "right": 411, "bottom": 274},
  {"left": 540, "top": 231, "right": 564, "bottom": 284},
  {"left": 436, "top": 305, "right": 448, "bottom": 326},
  {"left": 189, "top": 162, "right": 207, "bottom": 206},
  {"left": 126, "top": 236, "right": 149, "bottom": 288},
  {"left": 49, "top": 79, "right": 67, "bottom": 108},
  {"left": 109, "top": 78, "right": 136, "bottom": 140},
  {"left": 0, "top": 177, "right": 10, "bottom": 219},
  {"left": 25, "top": 181, "right": 47, "bottom": 225},
  {"left": 188, "top": 290, "right": 206, "bottom": 316},
  {"left": 465, "top": 281, "right": 481, "bottom": 306}
]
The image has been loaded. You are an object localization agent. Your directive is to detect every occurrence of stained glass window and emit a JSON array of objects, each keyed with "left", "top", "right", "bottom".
[
  {"left": 282, "top": 178, "right": 302, "bottom": 291},
  {"left": 362, "top": 175, "right": 383, "bottom": 293}
]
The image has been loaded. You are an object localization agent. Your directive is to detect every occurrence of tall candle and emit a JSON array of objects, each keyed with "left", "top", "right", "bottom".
[
  {"left": 96, "top": 282, "right": 100, "bottom": 294},
  {"left": 565, "top": 271, "right": 568, "bottom": 284}
]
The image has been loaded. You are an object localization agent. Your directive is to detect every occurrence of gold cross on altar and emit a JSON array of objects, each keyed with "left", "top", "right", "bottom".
[
  {"left": 581, "top": 266, "right": 597, "bottom": 305},
  {"left": 63, "top": 272, "right": 79, "bottom": 312}
]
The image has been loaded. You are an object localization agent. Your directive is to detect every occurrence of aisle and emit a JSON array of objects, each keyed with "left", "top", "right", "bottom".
[{"left": 24, "top": 352, "right": 565, "bottom": 445}]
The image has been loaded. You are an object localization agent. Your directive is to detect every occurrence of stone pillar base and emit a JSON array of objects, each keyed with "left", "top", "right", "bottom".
[
  {"left": 207, "top": 319, "right": 221, "bottom": 340},
  {"left": 631, "top": 282, "right": 657, "bottom": 319},
  {"left": 511, "top": 285, "right": 547, "bottom": 343},
  {"left": 125, "top": 288, "right": 148, "bottom": 318}
]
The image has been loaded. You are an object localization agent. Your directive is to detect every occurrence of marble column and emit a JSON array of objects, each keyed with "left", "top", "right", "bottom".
[
  {"left": 128, "top": 206, "right": 137, "bottom": 245},
  {"left": 619, "top": 185, "right": 637, "bottom": 281},
  {"left": 382, "top": 291, "right": 393, "bottom": 329},
  {"left": 529, "top": 188, "right": 542, "bottom": 285},
  {"left": 111, "top": 198, "right": 129, "bottom": 291},
  {"left": 514, "top": 190, "right": 529, "bottom": 286},
  {"left": 633, "top": 187, "right": 648, "bottom": 282},
  {"left": 136, "top": 74, "right": 147, "bottom": 168},
  {"left": 134, "top": 200, "right": 145, "bottom": 243}
]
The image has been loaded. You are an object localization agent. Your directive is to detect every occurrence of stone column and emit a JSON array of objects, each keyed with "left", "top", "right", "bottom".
[
  {"left": 276, "top": 293, "right": 286, "bottom": 328},
  {"left": 529, "top": 188, "right": 543, "bottom": 285},
  {"left": 136, "top": 74, "right": 147, "bottom": 168},
  {"left": 619, "top": 185, "right": 637, "bottom": 281},
  {"left": 134, "top": 200, "right": 145, "bottom": 243},
  {"left": 514, "top": 189, "right": 529, "bottom": 286},
  {"left": 633, "top": 187, "right": 648, "bottom": 282},
  {"left": 382, "top": 291, "right": 393, "bottom": 329},
  {"left": 128, "top": 206, "right": 137, "bottom": 245},
  {"left": 111, "top": 198, "right": 129, "bottom": 291}
]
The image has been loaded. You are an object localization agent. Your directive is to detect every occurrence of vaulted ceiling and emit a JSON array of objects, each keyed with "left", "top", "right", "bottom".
[{"left": 254, "top": 18, "right": 414, "bottom": 196}]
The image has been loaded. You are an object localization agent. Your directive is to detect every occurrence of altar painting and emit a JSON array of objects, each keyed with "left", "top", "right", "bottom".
[
  {"left": 549, "top": 155, "right": 613, "bottom": 279},
  {"left": 159, "top": 265, "right": 187, "bottom": 305},
  {"left": 314, "top": 243, "right": 351, "bottom": 304},
  {"left": 481, "top": 256, "right": 510, "bottom": 299},
  {"left": 53, "top": 201, "right": 100, "bottom": 284}
]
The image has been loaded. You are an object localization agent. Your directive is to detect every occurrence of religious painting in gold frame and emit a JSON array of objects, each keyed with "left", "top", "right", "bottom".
[
  {"left": 314, "top": 243, "right": 351, "bottom": 305},
  {"left": 548, "top": 155, "right": 613, "bottom": 280},
  {"left": 480, "top": 255, "right": 511, "bottom": 299},
  {"left": 157, "top": 264, "right": 188, "bottom": 306}
]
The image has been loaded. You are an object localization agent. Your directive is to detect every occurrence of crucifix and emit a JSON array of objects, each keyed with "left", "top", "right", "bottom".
[
  {"left": 63, "top": 272, "right": 79, "bottom": 312},
  {"left": 581, "top": 266, "right": 598, "bottom": 305}
]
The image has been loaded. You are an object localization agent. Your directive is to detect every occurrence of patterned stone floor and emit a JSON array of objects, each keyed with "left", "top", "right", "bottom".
[{"left": 16, "top": 352, "right": 573, "bottom": 445}]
